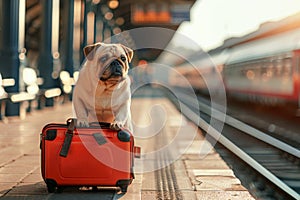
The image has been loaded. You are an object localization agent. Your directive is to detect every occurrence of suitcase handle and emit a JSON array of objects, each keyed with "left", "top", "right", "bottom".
[
  {"left": 89, "top": 122, "right": 111, "bottom": 128},
  {"left": 59, "top": 118, "right": 77, "bottom": 157}
]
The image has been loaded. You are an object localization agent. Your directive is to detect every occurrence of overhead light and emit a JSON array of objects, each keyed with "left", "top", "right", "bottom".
[
  {"left": 11, "top": 92, "right": 35, "bottom": 102},
  {"left": 113, "top": 27, "right": 121, "bottom": 34},
  {"left": 27, "top": 84, "right": 39, "bottom": 95},
  {"left": 108, "top": 0, "right": 119, "bottom": 9},
  {"left": 116, "top": 17, "right": 125, "bottom": 26},
  {"left": 23, "top": 68, "right": 37, "bottom": 85},
  {"left": 92, "top": 0, "right": 101, "bottom": 4},
  {"left": 2, "top": 78, "right": 15, "bottom": 87},
  {"left": 104, "top": 12, "right": 113, "bottom": 20},
  {"left": 59, "top": 71, "right": 71, "bottom": 85},
  {"left": 73, "top": 71, "right": 79, "bottom": 83},
  {"left": 53, "top": 51, "right": 60, "bottom": 59},
  {"left": 45, "top": 88, "right": 61, "bottom": 98}
]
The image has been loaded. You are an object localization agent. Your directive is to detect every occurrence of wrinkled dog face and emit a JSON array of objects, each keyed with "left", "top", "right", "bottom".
[{"left": 84, "top": 43, "right": 133, "bottom": 83}]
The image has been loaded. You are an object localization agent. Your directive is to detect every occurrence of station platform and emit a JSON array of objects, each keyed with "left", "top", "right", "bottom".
[{"left": 0, "top": 90, "right": 255, "bottom": 199}]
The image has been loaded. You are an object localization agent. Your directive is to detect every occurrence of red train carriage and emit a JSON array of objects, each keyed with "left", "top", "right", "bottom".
[{"left": 223, "top": 28, "right": 300, "bottom": 105}]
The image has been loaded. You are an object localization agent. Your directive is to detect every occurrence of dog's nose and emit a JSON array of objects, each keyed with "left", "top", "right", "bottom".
[
  {"left": 111, "top": 60, "right": 123, "bottom": 76},
  {"left": 111, "top": 60, "right": 120, "bottom": 67}
]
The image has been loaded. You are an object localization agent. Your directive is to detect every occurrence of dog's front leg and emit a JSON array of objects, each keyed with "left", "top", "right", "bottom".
[
  {"left": 73, "top": 96, "right": 90, "bottom": 127},
  {"left": 111, "top": 100, "right": 131, "bottom": 131}
]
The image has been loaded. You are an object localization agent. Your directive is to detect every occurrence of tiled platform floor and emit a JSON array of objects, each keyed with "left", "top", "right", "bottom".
[{"left": 0, "top": 96, "right": 255, "bottom": 199}]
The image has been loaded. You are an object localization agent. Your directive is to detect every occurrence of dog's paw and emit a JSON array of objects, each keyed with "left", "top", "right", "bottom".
[
  {"left": 77, "top": 119, "right": 89, "bottom": 127},
  {"left": 110, "top": 122, "right": 123, "bottom": 131}
]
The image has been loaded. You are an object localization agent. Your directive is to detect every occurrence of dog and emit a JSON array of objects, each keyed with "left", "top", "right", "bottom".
[{"left": 73, "top": 42, "right": 133, "bottom": 132}]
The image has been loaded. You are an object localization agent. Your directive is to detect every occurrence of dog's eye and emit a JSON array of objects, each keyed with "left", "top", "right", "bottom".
[
  {"left": 120, "top": 55, "right": 126, "bottom": 62},
  {"left": 99, "top": 56, "right": 107, "bottom": 63}
]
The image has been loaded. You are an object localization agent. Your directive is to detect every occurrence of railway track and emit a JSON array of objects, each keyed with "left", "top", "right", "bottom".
[{"left": 166, "top": 88, "right": 300, "bottom": 200}]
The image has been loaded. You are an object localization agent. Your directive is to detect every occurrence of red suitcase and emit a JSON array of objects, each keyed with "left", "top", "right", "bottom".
[{"left": 40, "top": 118, "right": 139, "bottom": 193}]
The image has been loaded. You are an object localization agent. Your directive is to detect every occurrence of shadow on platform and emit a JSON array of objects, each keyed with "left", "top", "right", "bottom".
[{"left": 1, "top": 181, "right": 125, "bottom": 199}]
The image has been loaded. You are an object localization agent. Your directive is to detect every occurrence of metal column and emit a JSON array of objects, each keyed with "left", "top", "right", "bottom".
[
  {"left": 0, "top": 0, "right": 20, "bottom": 116},
  {"left": 37, "top": 0, "right": 58, "bottom": 107},
  {"left": 61, "top": 0, "right": 74, "bottom": 75},
  {"left": 80, "top": 0, "right": 88, "bottom": 64}
]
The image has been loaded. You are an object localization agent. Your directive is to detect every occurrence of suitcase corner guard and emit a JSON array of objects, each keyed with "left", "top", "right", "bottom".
[
  {"left": 116, "top": 179, "right": 132, "bottom": 193},
  {"left": 117, "top": 130, "right": 131, "bottom": 142}
]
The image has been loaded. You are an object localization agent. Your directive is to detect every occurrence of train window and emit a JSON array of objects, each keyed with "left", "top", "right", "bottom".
[
  {"left": 254, "top": 64, "right": 261, "bottom": 79},
  {"left": 266, "top": 62, "right": 273, "bottom": 78},
  {"left": 242, "top": 68, "right": 247, "bottom": 77},
  {"left": 274, "top": 59, "right": 282, "bottom": 77},
  {"left": 246, "top": 70, "right": 255, "bottom": 80},
  {"left": 283, "top": 58, "right": 292, "bottom": 77},
  {"left": 225, "top": 64, "right": 234, "bottom": 76}
]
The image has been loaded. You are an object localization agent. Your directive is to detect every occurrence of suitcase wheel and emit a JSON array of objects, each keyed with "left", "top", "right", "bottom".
[
  {"left": 117, "top": 179, "right": 131, "bottom": 193},
  {"left": 120, "top": 185, "right": 128, "bottom": 193},
  {"left": 46, "top": 179, "right": 57, "bottom": 193}
]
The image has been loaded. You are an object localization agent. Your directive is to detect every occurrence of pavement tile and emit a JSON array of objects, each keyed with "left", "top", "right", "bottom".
[
  {"left": 182, "top": 153, "right": 223, "bottom": 161},
  {"left": 119, "top": 193, "right": 141, "bottom": 200},
  {"left": 21, "top": 173, "right": 44, "bottom": 183},
  {"left": 133, "top": 174, "right": 143, "bottom": 183},
  {"left": 181, "top": 191, "right": 198, "bottom": 199},
  {"left": 192, "top": 169, "right": 235, "bottom": 177},
  {"left": 0, "top": 165, "right": 35, "bottom": 174},
  {"left": 194, "top": 176, "right": 245, "bottom": 191},
  {"left": 141, "top": 191, "right": 158, "bottom": 200},
  {"left": 141, "top": 172, "right": 156, "bottom": 191},
  {"left": 172, "top": 169, "right": 189, "bottom": 178},
  {"left": 142, "top": 190, "right": 198, "bottom": 200},
  {"left": 31, "top": 167, "right": 41, "bottom": 174},
  {"left": 0, "top": 174, "right": 27, "bottom": 183},
  {"left": 196, "top": 190, "right": 255, "bottom": 200},
  {"left": 185, "top": 142, "right": 217, "bottom": 157},
  {"left": 126, "top": 182, "right": 141, "bottom": 194},
  {"left": 172, "top": 159, "right": 185, "bottom": 170},
  {"left": 175, "top": 177, "right": 193, "bottom": 190},
  {"left": 184, "top": 159, "right": 230, "bottom": 170},
  {"left": 0, "top": 154, "right": 21, "bottom": 167},
  {"left": 8, "top": 155, "right": 40, "bottom": 166}
]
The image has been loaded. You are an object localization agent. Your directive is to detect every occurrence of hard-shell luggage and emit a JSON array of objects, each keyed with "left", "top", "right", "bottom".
[{"left": 40, "top": 118, "right": 140, "bottom": 193}]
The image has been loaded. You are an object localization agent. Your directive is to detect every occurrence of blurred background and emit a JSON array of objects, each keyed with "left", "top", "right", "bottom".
[
  {"left": 0, "top": 0, "right": 300, "bottom": 118},
  {"left": 0, "top": 1, "right": 300, "bottom": 198}
]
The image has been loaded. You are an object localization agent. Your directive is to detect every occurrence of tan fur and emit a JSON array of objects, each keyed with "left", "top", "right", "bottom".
[{"left": 73, "top": 42, "right": 133, "bottom": 131}]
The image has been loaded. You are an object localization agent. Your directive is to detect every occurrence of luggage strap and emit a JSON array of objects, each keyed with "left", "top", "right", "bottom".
[{"left": 59, "top": 118, "right": 77, "bottom": 157}]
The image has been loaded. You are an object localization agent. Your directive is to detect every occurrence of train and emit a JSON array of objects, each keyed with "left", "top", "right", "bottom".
[{"left": 168, "top": 16, "right": 300, "bottom": 109}]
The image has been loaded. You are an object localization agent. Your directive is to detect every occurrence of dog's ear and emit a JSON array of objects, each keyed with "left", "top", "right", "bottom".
[
  {"left": 83, "top": 43, "right": 102, "bottom": 60},
  {"left": 120, "top": 44, "right": 134, "bottom": 63}
]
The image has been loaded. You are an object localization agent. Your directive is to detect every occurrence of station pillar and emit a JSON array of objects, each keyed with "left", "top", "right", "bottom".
[
  {"left": 0, "top": 0, "right": 20, "bottom": 116},
  {"left": 80, "top": 0, "right": 88, "bottom": 64},
  {"left": 37, "top": 0, "right": 58, "bottom": 107},
  {"left": 61, "top": 0, "right": 74, "bottom": 75}
]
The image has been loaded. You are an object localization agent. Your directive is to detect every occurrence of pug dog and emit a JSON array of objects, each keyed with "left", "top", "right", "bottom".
[{"left": 73, "top": 42, "right": 133, "bottom": 132}]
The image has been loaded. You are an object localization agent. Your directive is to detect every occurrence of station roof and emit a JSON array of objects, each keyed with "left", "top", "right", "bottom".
[
  {"left": 25, "top": 0, "right": 196, "bottom": 62},
  {"left": 113, "top": 0, "right": 196, "bottom": 61}
]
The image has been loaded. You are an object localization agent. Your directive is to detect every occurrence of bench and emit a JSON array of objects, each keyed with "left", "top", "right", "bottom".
[
  {"left": 0, "top": 67, "right": 62, "bottom": 120},
  {"left": 22, "top": 67, "right": 61, "bottom": 110},
  {"left": 0, "top": 72, "right": 35, "bottom": 120}
]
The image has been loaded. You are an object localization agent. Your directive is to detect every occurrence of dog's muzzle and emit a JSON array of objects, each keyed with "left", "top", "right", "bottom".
[
  {"left": 100, "top": 60, "right": 124, "bottom": 81},
  {"left": 110, "top": 60, "right": 123, "bottom": 76}
]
